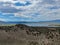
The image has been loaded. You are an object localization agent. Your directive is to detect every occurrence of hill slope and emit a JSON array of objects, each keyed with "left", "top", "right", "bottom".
[{"left": 0, "top": 24, "right": 60, "bottom": 45}]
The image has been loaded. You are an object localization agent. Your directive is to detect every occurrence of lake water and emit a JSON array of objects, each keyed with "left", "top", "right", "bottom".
[{"left": 21, "top": 22, "right": 60, "bottom": 27}]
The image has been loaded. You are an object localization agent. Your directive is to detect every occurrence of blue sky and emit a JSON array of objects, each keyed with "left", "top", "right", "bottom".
[{"left": 0, "top": 0, "right": 60, "bottom": 22}]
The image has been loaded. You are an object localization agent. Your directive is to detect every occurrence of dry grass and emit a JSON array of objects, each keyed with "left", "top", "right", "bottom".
[{"left": 0, "top": 24, "right": 60, "bottom": 45}]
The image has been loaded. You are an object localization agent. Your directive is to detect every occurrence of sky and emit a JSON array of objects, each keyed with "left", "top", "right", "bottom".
[{"left": 0, "top": 0, "right": 60, "bottom": 22}]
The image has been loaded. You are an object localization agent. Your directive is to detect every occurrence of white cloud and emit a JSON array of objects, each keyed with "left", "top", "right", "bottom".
[
  {"left": 0, "top": 0, "right": 60, "bottom": 21},
  {"left": 0, "top": 18, "right": 7, "bottom": 21}
]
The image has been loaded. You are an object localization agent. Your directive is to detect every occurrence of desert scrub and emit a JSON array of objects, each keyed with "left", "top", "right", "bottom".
[{"left": 28, "top": 41, "right": 39, "bottom": 45}]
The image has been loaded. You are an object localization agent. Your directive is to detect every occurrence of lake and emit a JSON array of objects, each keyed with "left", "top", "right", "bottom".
[{"left": 21, "top": 22, "right": 60, "bottom": 27}]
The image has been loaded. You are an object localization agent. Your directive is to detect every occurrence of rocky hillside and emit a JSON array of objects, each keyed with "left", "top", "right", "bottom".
[{"left": 0, "top": 24, "right": 60, "bottom": 45}]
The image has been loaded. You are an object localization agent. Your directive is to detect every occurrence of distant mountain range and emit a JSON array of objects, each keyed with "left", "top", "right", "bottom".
[
  {"left": 50, "top": 20, "right": 60, "bottom": 22},
  {"left": 0, "top": 20, "right": 60, "bottom": 24},
  {"left": 0, "top": 21, "right": 7, "bottom": 24},
  {"left": 38, "top": 20, "right": 60, "bottom": 23}
]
